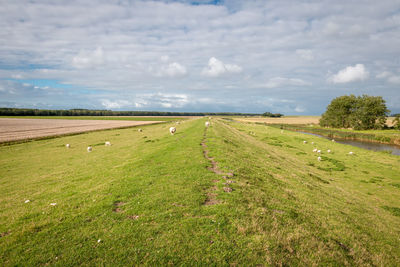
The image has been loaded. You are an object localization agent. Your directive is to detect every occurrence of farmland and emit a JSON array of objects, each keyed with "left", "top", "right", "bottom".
[
  {"left": 0, "top": 117, "right": 400, "bottom": 265},
  {"left": 0, "top": 118, "right": 164, "bottom": 143},
  {"left": 236, "top": 116, "right": 398, "bottom": 127},
  {"left": 235, "top": 116, "right": 321, "bottom": 125}
]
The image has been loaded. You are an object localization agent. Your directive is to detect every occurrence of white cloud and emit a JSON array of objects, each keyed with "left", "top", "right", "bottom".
[
  {"left": 388, "top": 75, "right": 400, "bottom": 84},
  {"left": 202, "top": 57, "right": 242, "bottom": 77},
  {"left": 295, "top": 106, "right": 305, "bottom": 113},
  {"left": 72, "top": 47, "right": 104, "bottom": 69},
  {"left": 296, "top": 49, "right": 314, "bottom": 60},
  {"left": 134, "top": 93, "right": 189, "bottom": 109},
  {"left": 376, "top": 71, "right": 400, "bottom": 84},
  {"left": 149, "top": 57, "right": 187, "bottom": 78},
  {"left": 11, "top": 74, "right": 23, "bottom": 79},
  {"left": 376, "top": 71, "right": 392, "bottom": 79},
  {"left": 262, "top": 77, "right": 311, "bottom": 88},
  {"left": 159, "top": 62, "right": 187, "bottom": 77},
  {"left": 0, "top": 1, "right": 400, "bottom": 113},
  {"left": 101, "top": 99, "right": 130, "bottom": 109},
  {"left": 329, "top": 64, "right": 369, "bottom": 83}
]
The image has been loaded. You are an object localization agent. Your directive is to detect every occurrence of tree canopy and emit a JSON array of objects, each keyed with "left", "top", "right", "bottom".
[
  {"left": 261, "top": 112, "right": 283, "bottom": 117},
  {"left": 319, "top": 95, "right": 390, "bottom": 130}
]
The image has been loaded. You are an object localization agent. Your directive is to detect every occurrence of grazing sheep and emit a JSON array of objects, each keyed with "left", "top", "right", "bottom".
[
  {"left": 205, "top": 121, "right": 210, "bottom": 127},
  {"left": 176, "top": 121, "right": 180, "bottom": 124},
  {"left": 105, "top": 141, "right": 111, "bottom": 146},
  {"left": 87, "top": 146, "right": 92, "bottom": 152},
  {"left": 332, "top": 139, "right": 335, "bottom": 142},
  {"left": 25, "top": 200, "right": 30, "bottom": 203},
  {"left": 349, "top": 151, "right": 354, "bottom": 155},
  {"left": 50, "top": 203, "right": 57, "bottom": 206},
  {"left": 66, "top": 144, "right": 70, "bottom": 148},
  {"left": 138, "top": 129, "right": 142, "bottom": 132},
  {"left": 311, "top": 141, "right": 315, "bottom": 145},
  {"left": 169, "top": 127, "right": 176, "bottom": 135},
  {"left": 303, "top": 140, "right": 307, "bottom": 144},
  {"left": 313, "top": 148, "right": 318, "bottom": 153},
  {"left": 317, "top": 150, "right": 321, "bottom": 154},
  {"left": 317, "top": 156, "right": 322, "bottom": 161},
  {"left": 327, "top": 149, "right": 331, "bottom": 153}
]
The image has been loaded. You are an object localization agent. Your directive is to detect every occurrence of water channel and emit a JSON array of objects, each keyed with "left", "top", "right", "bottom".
[{"left": 296, "top": 131, "right": 400, "bottom": 156}]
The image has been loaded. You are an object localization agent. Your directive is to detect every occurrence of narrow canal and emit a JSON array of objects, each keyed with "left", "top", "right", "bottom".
[{"left": 297, "top": 131, "right": 400, "bottom": 156}]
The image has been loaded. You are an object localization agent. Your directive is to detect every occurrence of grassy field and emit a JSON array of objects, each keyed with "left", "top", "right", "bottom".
[
  {"left": 0, "top": 116, "right": 189, "bottom": 122},
  {"left": 274, "top": 124, "right": 400, "bottom": 145},
  {"left": 1, "top": 118, "right": 400, "bottom": 265},
  {"left": 236, "top": 116, "right": 400, "bottom": 145}
]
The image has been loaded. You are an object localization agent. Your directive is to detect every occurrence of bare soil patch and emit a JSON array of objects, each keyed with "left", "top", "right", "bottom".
[
  {"left": 113, "top": 201, "right": 125, "bottom": 213},
  {"left": 0, "top": 118, "right": 162, "bottom": 143},
  {"left": 201, "top": 126, "right": 235, "bottom": 205}
]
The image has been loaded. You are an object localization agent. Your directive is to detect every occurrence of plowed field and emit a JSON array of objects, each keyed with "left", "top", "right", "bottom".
[{"left": 0, "top": 118, "right": 161, "bottom": 142}]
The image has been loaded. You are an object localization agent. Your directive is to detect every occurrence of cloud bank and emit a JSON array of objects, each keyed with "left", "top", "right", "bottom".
[{"left": 0, "top": 0, "right": 399, "bottom": 114}]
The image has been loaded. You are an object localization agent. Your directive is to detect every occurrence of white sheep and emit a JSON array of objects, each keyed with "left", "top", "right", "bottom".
[
  {"left": 303, "top": 140, "right": 307, "bottom": 144},
  {"left": 332, "top": 139, "right": 335, "bottom": 142},
  {"left": 311, "top": 141, "right": 315, "bottom": 145},
  {"left": 327, "top": 149, "right": 331, "bottom": 153},
  {"left": 138, "top": 129, "right": 142, "bottom": 132},
  {"left": 205, "top": 121, "right": 210, "bottom": 127},
  {"left": 169, "top": 127, "right": 176, "bottom": 135},
  {"left": 87, "top": 146, "right": 92, "bottom": 152},
  {"left": 349, "top": 151, "right": 354, "bottom": 155},
  {"left": 66, "top": 144, "right": 70, "bottom": 148},
  {"left": 317, "top": 156, "right": 322, "bottom": 161},
  {"left": 313, "top": 148, "right": 318, "bottom": 153},
  {"left": 105, "top": 141, "right": 111, "bottom": 146},
  {"left": 317, "top": 150, "right": 321, "bottom": 154},
  {"left": 176, "top": 121, "right": 180, "bottom": 125}
]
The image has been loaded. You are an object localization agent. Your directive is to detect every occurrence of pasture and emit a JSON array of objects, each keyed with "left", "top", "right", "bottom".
[{"left": 0, "top": 118, "right": 400, "bottom": 265}]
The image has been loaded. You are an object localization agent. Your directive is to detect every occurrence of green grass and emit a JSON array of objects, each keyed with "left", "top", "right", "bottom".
[
  {"left": 1, "top": 118, "right": 400, "bottom": 265},
  {"left": 275, "top": 124, "right": 400, "bottom": 145},
  {"left": 0, "top": 116, "right": 188, "bottom": 121}
]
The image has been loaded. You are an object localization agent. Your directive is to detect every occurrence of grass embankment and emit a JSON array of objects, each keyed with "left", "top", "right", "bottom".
[
  {"left": 1, "top": 118, "right": 400, "bottom": 265},
  {"left": 0, "top": 116, "right": 187, "bottom": 122},
  {"left": 273, "top": 124, "right": 400, "bottom": 146}
]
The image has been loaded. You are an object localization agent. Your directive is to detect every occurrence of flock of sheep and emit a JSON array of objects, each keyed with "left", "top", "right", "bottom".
[
  {"left": 302, "top": 138, "right": 354, "bottom": 162},
  {"left": 65, "top": 120, "right": 211, "bottom": 152}
]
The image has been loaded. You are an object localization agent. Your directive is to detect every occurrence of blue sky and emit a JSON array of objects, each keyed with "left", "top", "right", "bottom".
[{"left": 0, "top": 0, "right": 399, "bottom": 114}]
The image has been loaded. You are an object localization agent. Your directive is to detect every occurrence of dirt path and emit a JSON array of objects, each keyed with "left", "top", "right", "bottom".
[
  {"left": 0, "top": 118, "right": 162, "bottom": 143},
  {"left": 201, "top": 123, "right": 234, "bottom": 205}
]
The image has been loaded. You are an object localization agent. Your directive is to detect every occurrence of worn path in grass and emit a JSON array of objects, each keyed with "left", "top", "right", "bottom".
[{"left": 0, "top": 118, "right": 400, "bottom": 265}]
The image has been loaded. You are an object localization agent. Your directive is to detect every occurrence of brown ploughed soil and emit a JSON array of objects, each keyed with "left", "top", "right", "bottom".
[{"left": 0, "top": 118, "right": 162, "bottom": 143}]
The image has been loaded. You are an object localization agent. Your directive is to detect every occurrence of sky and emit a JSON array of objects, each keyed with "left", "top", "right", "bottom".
[{"left": 0, "top": 0, "right": 399, "bottom": 115}]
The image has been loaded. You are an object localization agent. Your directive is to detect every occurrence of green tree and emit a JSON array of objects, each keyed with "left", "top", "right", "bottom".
[
  {"left": 319, "top": 94, "right": 390, "bottom": 130},
  {"left": 320, "top": 95, "right": 358, "bottom": 128},
  {"left": 393, "top": 115, "right": 400, "bottom": 130},
  {"left": 351, "top": 95, "right": 390, "bottom": 130}
]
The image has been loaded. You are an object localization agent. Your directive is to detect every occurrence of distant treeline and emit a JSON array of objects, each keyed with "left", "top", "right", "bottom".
[
  {"left": 261, "top": 112, "right": 283, "bottom": 117},
  {"left": 0, "top": 108, "right": 265, "bottom": 117}
]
